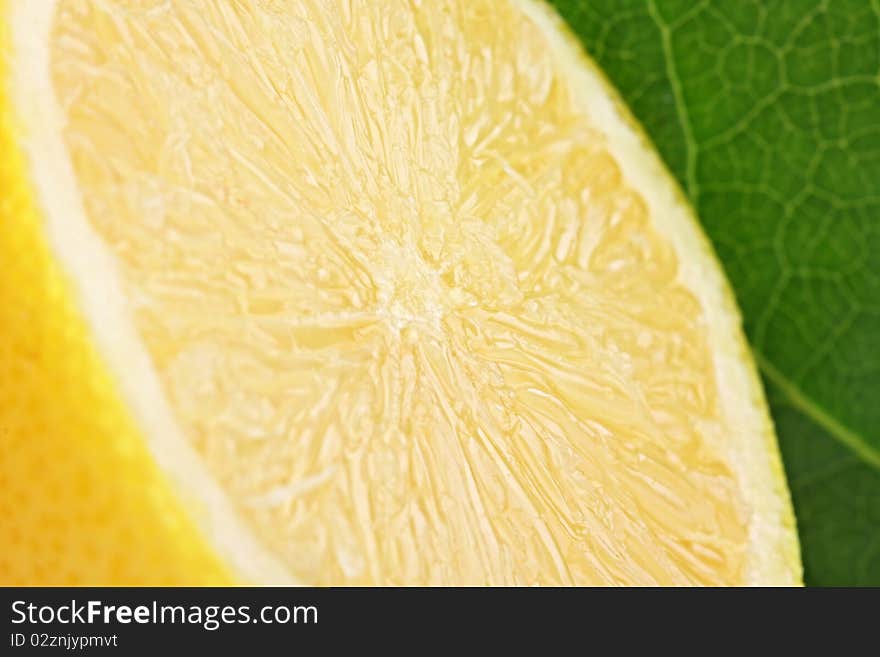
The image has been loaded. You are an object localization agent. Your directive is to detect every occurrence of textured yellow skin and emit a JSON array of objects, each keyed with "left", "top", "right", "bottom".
[{"left": 0, "top": 3, "right": 231, "bottom": 585}]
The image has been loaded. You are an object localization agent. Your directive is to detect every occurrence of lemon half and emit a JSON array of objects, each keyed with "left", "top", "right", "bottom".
[{"left": 0, "top": 0, "right": 800, "bottom": 585}]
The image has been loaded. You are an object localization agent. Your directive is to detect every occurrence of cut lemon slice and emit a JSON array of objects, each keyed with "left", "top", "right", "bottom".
[{"left": 0, "top": 0, "right": 800, "bottom": 585}]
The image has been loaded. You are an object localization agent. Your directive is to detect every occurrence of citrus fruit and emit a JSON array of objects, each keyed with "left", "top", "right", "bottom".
[{"left": 0, "top": 0, "right": 801, "bottom": 585}]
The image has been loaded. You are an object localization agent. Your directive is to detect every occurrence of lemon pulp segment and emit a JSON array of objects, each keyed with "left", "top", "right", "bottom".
[
  {"left": 1, "top": 0, "right": 799, "bottom": 585},
  {"left": 49, "top": 0, "right": 750, "bottom": 585}
]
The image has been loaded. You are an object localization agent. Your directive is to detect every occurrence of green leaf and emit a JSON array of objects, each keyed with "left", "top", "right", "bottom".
[
  {"left": 548, "top": 0, "right": 880, "bottom": 584},
  {"left": 767, "top": 377, "right": 880, "bottom": 584}
]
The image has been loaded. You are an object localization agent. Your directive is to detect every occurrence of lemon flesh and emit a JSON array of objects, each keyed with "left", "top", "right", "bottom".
[{"left": 1, "top": 0, "right": 800, "bottom": 585}]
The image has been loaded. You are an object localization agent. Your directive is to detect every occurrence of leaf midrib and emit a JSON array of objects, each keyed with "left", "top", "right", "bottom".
[{"left": 755, "top": 350, "right": 880, "bottom": 470}]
